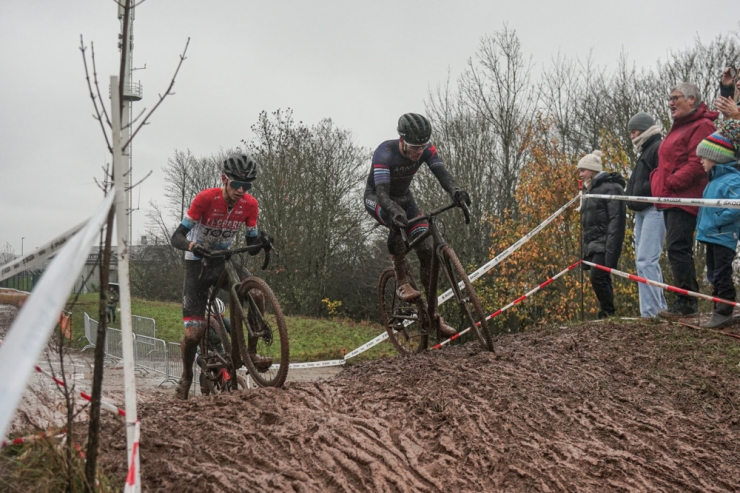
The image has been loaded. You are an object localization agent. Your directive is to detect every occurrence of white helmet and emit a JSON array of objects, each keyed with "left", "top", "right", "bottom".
[{"left": 209, "top": 298, "right": 225, "bottom": 315}]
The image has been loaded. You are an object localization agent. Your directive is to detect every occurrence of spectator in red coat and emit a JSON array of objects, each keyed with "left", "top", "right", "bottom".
[{"left": 651, "top": 82, "right": 719, "bottom": 319}]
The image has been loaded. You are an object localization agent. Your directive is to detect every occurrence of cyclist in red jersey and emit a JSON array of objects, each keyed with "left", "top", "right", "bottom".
[
  {"left": 364, "top": 113, "right": 472, "bottom": 337},
  {"left": 170, "top": 153, "right": 272, "bottom": 400}
]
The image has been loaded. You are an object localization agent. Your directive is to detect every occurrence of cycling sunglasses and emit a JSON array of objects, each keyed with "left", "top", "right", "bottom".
[
  {"left": 403, "top": 140, "right": 430, "bottom": 152},
  {"left": 226, "top": 176, "right": 252, "bottom": 190}
]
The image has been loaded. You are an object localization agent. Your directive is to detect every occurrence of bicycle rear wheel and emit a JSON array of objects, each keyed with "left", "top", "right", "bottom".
[
  {"left": 232, "top": 277, "right": 289, "bottom": 387},
  {"left": 439, "top": 246, "right": 494, "bottom": 351},
  {"left": 378, "top": 266, "right": 429, "bottom": 354}
]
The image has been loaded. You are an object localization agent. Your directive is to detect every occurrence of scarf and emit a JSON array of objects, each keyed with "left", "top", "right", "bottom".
[{"left": 631, "top": 124, "right": 663, "bottom": 154}]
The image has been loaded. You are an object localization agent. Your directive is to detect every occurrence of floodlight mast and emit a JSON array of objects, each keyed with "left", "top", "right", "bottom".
[{"left": 117, "top": 1, "right": 143, "bottom": 246}]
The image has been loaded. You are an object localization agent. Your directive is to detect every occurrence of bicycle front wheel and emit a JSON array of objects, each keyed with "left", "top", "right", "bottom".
[
  {"left": 440, "top": 246, "right": 494, "bottom": 352},
  {"left": 378, "top": 266, "right": 429, "bottom": 354},
  {"left": 232, "top": 277, "right": 289, "bottom": 387}
]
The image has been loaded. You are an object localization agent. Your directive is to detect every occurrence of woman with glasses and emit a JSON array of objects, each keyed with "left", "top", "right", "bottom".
[
  {"left": 363, "top": 113, "right": 471, "bottom": 337},
  {"left": 169, "top": 153, "right": 273, "bottom": 400}
]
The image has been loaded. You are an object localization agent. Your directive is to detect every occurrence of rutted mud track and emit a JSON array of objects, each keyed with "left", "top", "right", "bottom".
[{"left": 98, "top": 321, "right": 740, "bottom": 492}]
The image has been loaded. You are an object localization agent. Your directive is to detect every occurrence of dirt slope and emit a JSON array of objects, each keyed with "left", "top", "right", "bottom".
[{"left": 97, "top": 320, "right": 740, "bottom": 492}]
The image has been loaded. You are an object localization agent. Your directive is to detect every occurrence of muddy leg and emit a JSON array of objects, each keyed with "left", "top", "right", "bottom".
[
  {"left": 176, "top": 319, "right": 205, "bottom": 400},
  {"left": 416, "top": 244, "right": 456, "bottom": 337}
]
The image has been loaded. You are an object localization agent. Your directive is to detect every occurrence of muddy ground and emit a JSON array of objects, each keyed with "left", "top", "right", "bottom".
[{"left": 89, "top": 318, "right": 740, "bottom": 493}]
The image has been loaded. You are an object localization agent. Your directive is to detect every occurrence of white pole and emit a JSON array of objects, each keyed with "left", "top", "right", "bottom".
[{"left": 111, "top": 75, "right": 140, "bottom": 491}]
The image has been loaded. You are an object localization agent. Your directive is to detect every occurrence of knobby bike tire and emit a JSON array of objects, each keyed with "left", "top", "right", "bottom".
[
  {"left": 440, "top": 246, "right": 494, "bottom": 352},
  {"left": 233, "top": 277, "right": 289, "bottom": 387},
  {"left": 378, "top": 266, "right": 429, "bottom": 354}
]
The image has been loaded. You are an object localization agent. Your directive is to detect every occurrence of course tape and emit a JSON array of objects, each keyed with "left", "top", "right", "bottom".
[
  {"left": 586, "top": 194, "right": 740, "bottom": 209},
  {"left": 35, "top": 361, "right": 127, "bottom": 417},
  {"left": 0, "top": 220, "right": 87, "bottom": 283},
  {"left": 0, "top": 192, "right": 115, "bottom": 440},
  {"left": 345, "top": 194, "right": 580, "bottom": 360},
  {"left": 123, "top": 420, "right": 141, "bottom": 493},
  {"left": 584, "top": 261, "right": 740, "bottom": 341},
  {"left": 432, "top": 260, "right": 582, "bottom": 349},
  {"left": 286, "top": 359, "right": 346, "bottom": 370},
  {"left": 1, "top": 429, "right": 66, "bottom": 449},
  {"left": 0, "top": 338, "right": 126, "bottom": 418},
  {"left": 456, "top": 194, "right": 580, "bottom": 292}
]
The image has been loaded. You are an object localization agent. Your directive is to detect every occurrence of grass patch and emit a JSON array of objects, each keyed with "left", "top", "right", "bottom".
[
  {"left": 0, "top": 438, "right": 118, "bottom": 492},
  {"left": 65, "top": 293, "right": 397, "bottom": 363}
]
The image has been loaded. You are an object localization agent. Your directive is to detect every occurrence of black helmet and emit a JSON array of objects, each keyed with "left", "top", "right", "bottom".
[
  {"left": 223, "top": 153, "right": 257, "bottom": 182},
  {"left": 397, "top": 113, "right": 432, "bottom": 145}
]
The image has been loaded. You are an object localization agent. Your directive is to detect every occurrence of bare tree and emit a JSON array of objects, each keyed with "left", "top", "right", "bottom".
[{"left": 245, "top": 109, "right": 372, "bottom": 315}]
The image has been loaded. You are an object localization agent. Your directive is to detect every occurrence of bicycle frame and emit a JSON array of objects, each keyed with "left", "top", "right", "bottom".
[
  {"left": 402, "top": 202, "right": 468, "bottom": 333},
  {"left": 205, "top": 245, "right": 271, "bottom": 341}
]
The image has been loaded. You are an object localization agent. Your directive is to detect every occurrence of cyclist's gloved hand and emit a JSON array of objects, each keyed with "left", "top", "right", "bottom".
[
  {"left": 191, "top": 243, "right": 212, "bottom": 259},
  {"left": 387, "top": 203, "right": 408, "bottom": 229},
  {"left": 259, "top": 231, "right": 274, "bottom": 247},
  {"left": 452, "top": 189, "right": 472, "bottom": 207},
  {"left": 392, "top": 212, "right": 408, "bottom": 229}
]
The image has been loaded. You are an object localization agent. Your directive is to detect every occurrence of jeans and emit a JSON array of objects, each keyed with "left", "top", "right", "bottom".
[
  {"left": 587, "top": 251, "right": 615, "bottom": 317},
  {"left": 705, "top": 242, "right": 736, "bottom": 316},
  {"left": 663, "top": 208, "right": 699, "bottom": 310},
  {"left": 634, "top": 207, "right": 667, "bottom": 317}
]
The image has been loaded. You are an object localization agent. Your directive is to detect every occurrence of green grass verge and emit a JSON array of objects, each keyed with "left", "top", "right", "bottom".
[{"left": 65, "top": 293, "right": 397, "bottom": 363}]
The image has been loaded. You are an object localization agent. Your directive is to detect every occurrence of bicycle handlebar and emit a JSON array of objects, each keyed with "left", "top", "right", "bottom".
[
  {"left": 407, "top": 201, "right": 470, "bottom": 226},
  {"left": 209, "top": 242, "right": 279, "bottom": 271}
]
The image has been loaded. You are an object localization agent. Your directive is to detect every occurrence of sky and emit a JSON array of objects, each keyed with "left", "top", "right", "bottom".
[{"left": 0, "top": 0, "right": 738, "bottom": 255}]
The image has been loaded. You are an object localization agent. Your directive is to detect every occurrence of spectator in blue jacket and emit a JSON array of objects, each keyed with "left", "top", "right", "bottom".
[{"left": 695, "top": 121, "right": 740, "bottom": 329}]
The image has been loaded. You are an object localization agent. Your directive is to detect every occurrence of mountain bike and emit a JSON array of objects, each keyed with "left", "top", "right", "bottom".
[
  {"left": 377, "top": 202, "right": 494, "bottom": 354},
  {"left": 199, "top": 241, "right": 289, "bottom": 389}
]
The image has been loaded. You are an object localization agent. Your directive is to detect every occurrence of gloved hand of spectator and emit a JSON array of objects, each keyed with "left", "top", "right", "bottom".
[
  {"left": 452, "top": 189, "right": 472, "bottom": 207},
  {"left": 191, "top": 243, "right": 212, "bottom": 259}
]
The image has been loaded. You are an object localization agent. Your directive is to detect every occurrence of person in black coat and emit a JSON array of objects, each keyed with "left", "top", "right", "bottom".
[{"left": 578, "top": 150, "right": 627, "bottom": 319}]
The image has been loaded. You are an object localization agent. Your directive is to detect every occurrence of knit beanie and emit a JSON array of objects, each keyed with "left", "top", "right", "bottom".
[
  {"left": 627, "top": 112, "right": 656, "bottom": 132},
  {"left": 577, "top": 150, "right": 603, "bottom": 172},
  {"left": 696, "top": 131, "right": 736, "bottom": 164}
]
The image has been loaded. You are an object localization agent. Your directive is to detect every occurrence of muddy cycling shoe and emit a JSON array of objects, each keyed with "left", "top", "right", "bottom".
[
  {"left": 175, "top": 377, "right": 192, "bottom": 400},
  {"left": 396, "top": 282, "right": 421, "bottom": 302},
  {"left": 249, "top": 353, "right": 273, "bottom": 372},
  {"left": 436, "top": 316, "right": 457, "bottom": 337}
]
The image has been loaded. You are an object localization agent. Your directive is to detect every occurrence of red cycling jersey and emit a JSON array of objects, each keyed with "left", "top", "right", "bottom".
[{"left": 180, "top": 187, "right": 259, "bottom": 260}]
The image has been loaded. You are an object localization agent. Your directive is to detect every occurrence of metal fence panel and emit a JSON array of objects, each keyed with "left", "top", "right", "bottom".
[
  {"left": 106, "top": 328, "right": 123, "bottom": 361},
  {"left": 163, "top": 342, "right": 182, "bottom": 386},
  {"left": 82, "top": 313, "right": 97, "bottom": 351},
  {"left": 132, "top": 315, "right": 156, "bottom": 340},
  {"left": 133, "top": 334, "right": 167, "bottom": 376}
]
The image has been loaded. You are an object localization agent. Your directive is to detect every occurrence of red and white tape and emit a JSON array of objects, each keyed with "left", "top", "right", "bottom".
[
  {"left": 583, "top": 260, "right": 740, "bottom": 340},
  {"left": 432, "top": 260, "right": 582, "bottom": 350},
  {"left": 123, "top": 420, "right": 141, "bottom": 493},
  {"left": 587, "top": 193, "right": 740, "bottom": 209},
  {"left": 0, "top": 339, "right": 125, "bottom": 417},
  {"left": 1, "top": 429, "right": 65, "bottom": 448}
]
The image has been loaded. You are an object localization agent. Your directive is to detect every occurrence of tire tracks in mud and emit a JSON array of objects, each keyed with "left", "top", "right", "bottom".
[{"left": 99, "top": 321, "right": 740, "bottom": 492}]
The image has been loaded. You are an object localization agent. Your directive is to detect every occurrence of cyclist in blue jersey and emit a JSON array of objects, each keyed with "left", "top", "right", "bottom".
[{"left": 364, "top": 113, "right": 471, "bottom": 337}]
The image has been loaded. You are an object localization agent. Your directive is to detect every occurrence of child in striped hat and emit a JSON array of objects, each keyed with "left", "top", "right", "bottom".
[{"left": 695, "top": 120, "right": 740, "bottom": 329}]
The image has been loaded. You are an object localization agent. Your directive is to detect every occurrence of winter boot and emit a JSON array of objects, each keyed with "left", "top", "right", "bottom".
[
  {"left": 702, "top": 312, "right": 732, "bottom": 329},
  {"left": 391, "top": 255, "right": 420, "bottom": 302}
]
